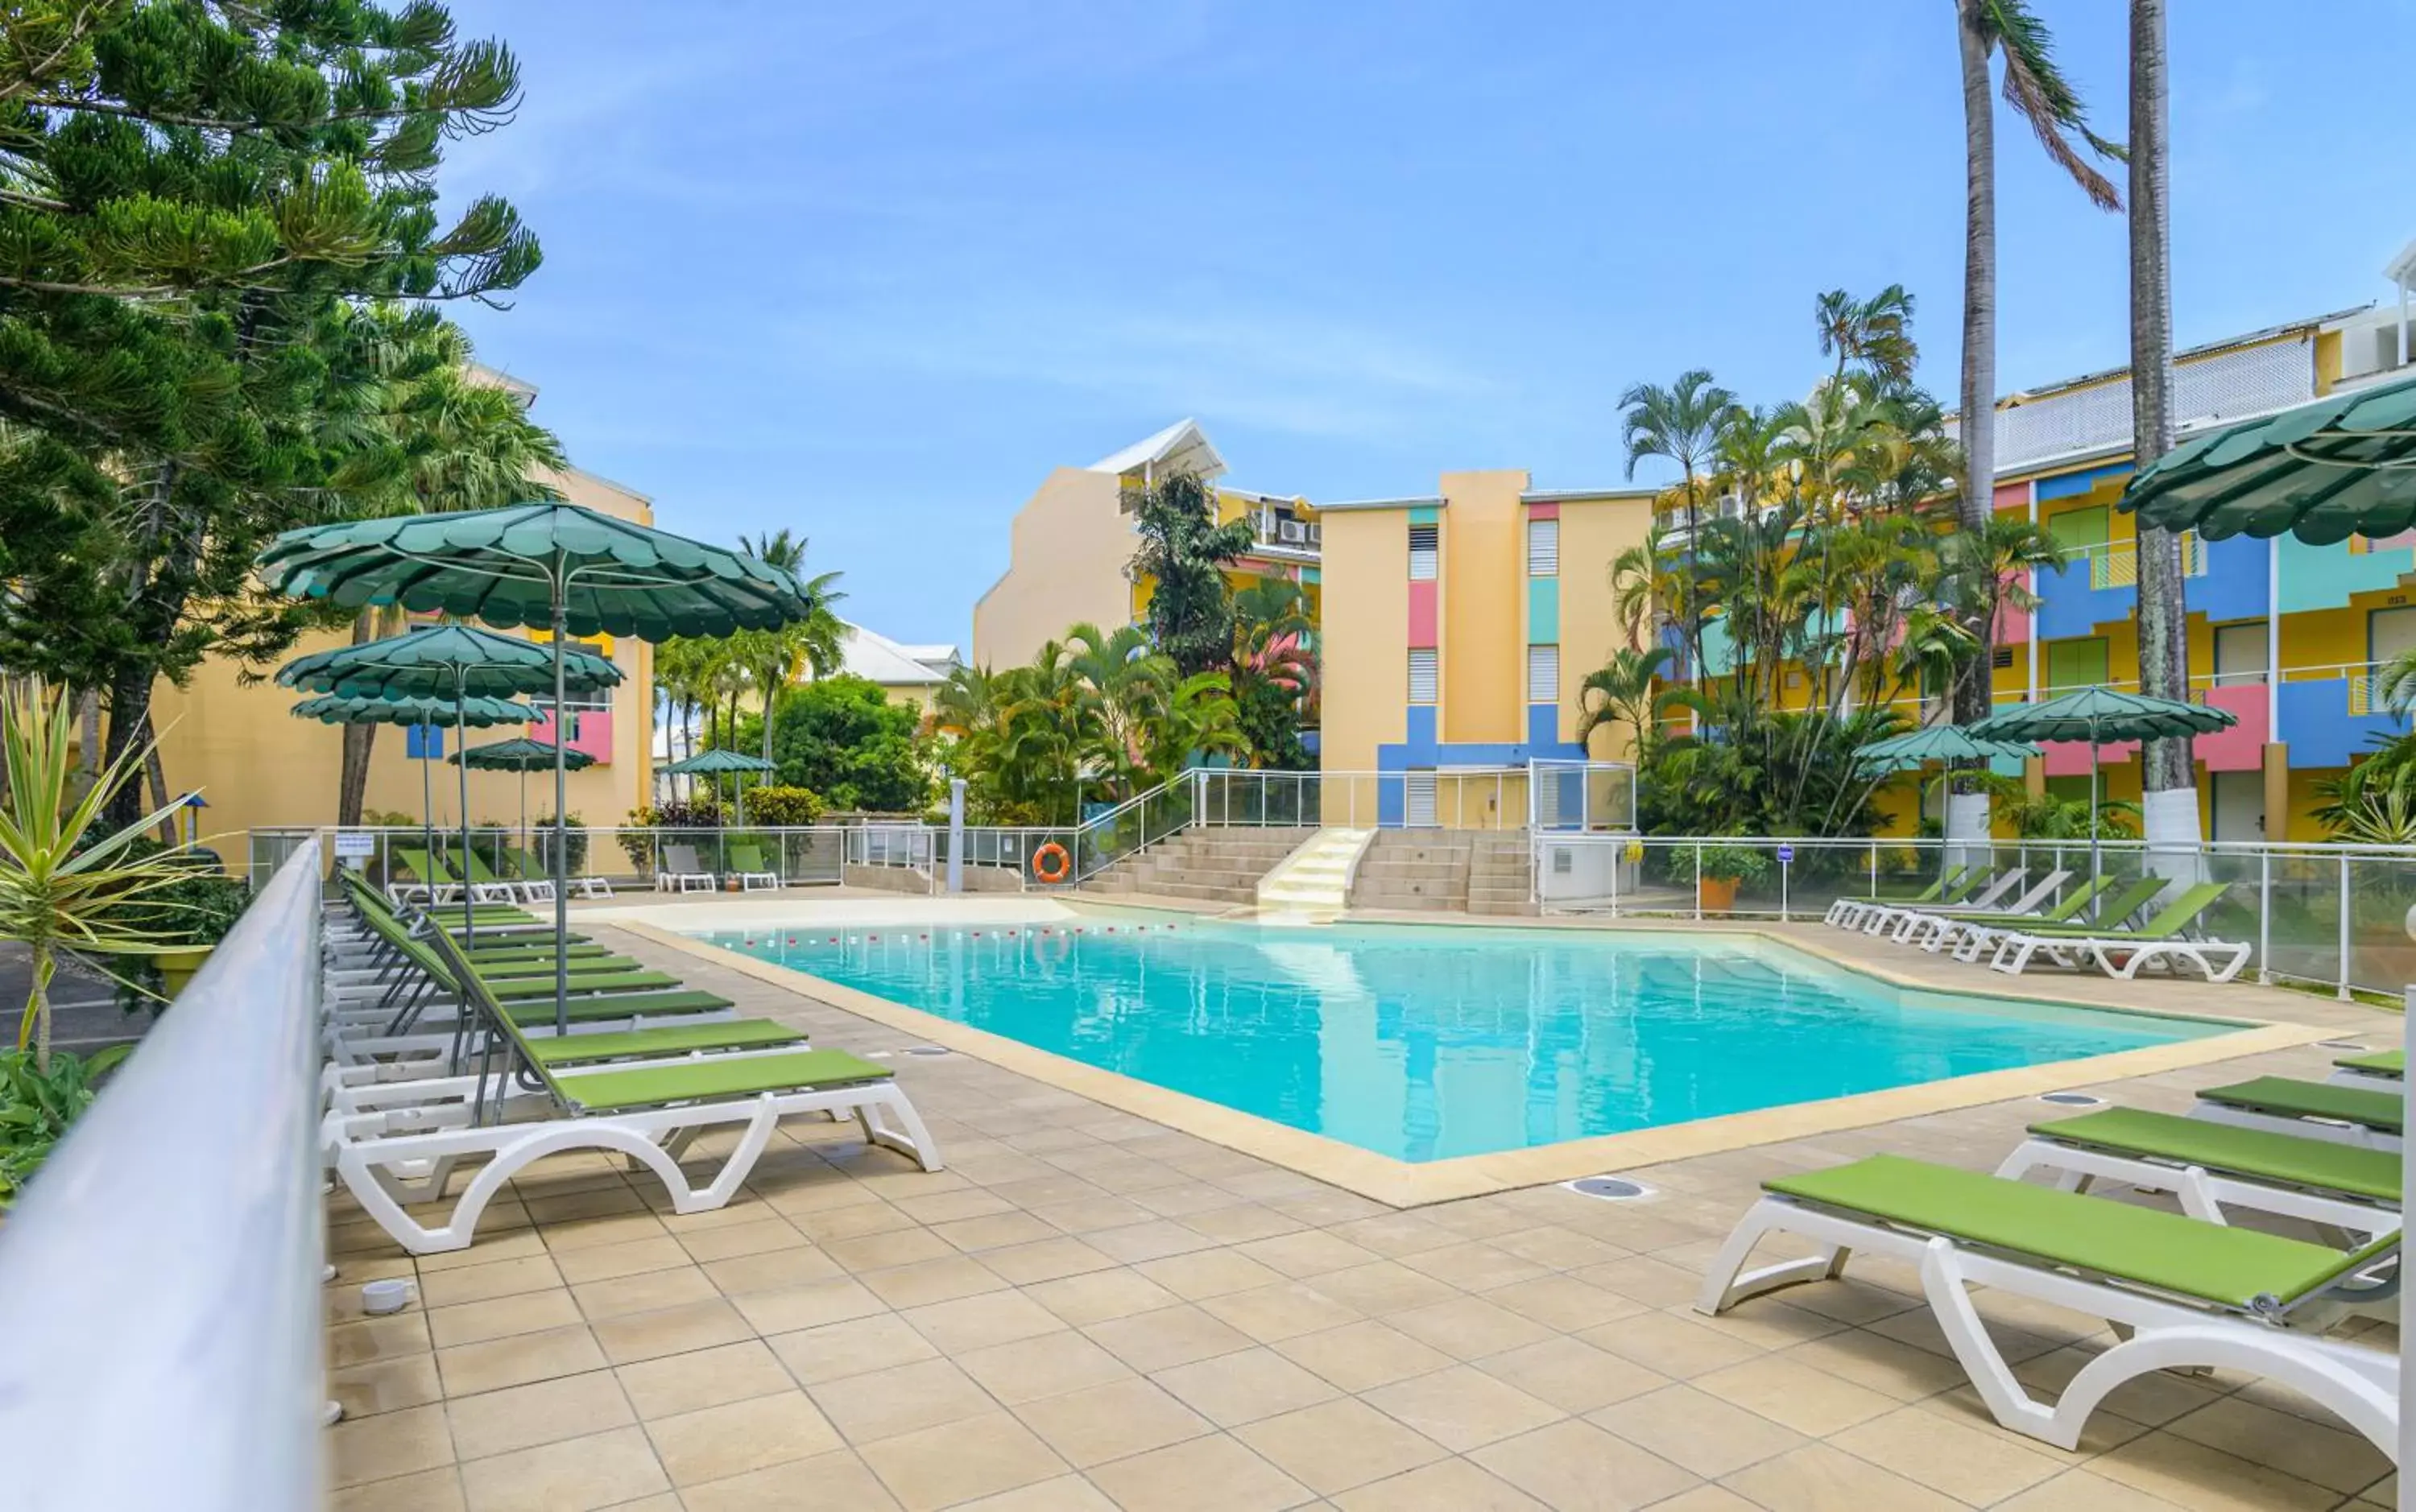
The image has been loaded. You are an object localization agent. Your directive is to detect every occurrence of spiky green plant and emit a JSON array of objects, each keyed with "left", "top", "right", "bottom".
[{"left": 0, "top": 686, "right": 198, "bottom": 1068}]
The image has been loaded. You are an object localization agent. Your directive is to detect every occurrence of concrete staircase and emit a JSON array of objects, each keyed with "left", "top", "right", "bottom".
[
  {"left": 1467, "top": 832, "right": 1537, "bottom": 916},
  {"left": 1347, "top": 829, "right": 1536, "bottom": 915},
  {"left": 1086, "top": 827, "right": 1313, "bottom": 906},
  {"left": 1255, "top": 828, "right": 1375, "bottom": 919}
]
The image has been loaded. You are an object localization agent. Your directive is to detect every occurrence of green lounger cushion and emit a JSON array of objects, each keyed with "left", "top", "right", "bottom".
[
  {"left": 498, "top": 990, "right": 734, "bottom": 1026},
  {"left": 2031, "top": 1107, "right": 2401, "bottom": 1202},
  {"left": 2199, "top": 1077, "right": 2404, "bottom": 1135},
  {"left": 462, "top": 942, "right": 612, "bottom": 961},
  {"left": 556, "top": 1047, "right": 895, "bottom": 1113},
  {"left": 1765, "top": 1155, "right": 2390, "bottom": 1310},
  {"left": 470, "top": 955, "right": 643, "bottom": 980},
  {"left": 484, "top": 969, "right": 681, "bottom": 1000},
  {"left": 1923, "top": 878, "right": 2106, "bottom": 926},
  {"left": 526, "top": 1018, "right": 807, "bottom": 1067},
  {"left": 2337, "top": 1049, "right": 2405, "bottom": 1078}
]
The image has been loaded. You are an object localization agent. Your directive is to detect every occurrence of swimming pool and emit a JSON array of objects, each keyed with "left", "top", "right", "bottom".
[{"left": 697, "top": 917, "right": 2225, "bottom": 1163}]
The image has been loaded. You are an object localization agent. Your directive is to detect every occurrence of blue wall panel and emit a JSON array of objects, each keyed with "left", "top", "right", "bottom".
[{"left": 2278, "top": 679, "right": 2407, "bottom": 768}]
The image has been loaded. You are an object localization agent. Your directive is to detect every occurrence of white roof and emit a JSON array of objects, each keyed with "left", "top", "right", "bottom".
[
  {"left": 837, "top": 621, "right": 959, "bottom": 686},
  {"left": 1088, "top": 419, "right": 1226, "bottom": 482}
]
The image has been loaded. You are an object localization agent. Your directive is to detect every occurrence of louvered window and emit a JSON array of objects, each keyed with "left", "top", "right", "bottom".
[
  {"left": 1408, "top": 524, "right": 1439, "bottom": 580},
  {"left": 1408, "top": 648, "right": 1438, "bottom": 704},
  {"left": 1527, "top": 645, "right": 1559, "bottom": 702},
  {"left": 1527, "top": 518, "right": 1558, "bottom": 576},
  {"left": 1405, "top": 771, "right": 1438, "bottom": 827}
]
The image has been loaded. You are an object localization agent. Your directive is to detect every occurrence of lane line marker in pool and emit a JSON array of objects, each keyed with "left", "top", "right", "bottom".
[{"left": 1565, "top": 1175, "right": 1655, "bottom": 1202}]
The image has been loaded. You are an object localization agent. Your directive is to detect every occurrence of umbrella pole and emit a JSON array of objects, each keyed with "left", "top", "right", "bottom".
[
  {"left": 455, "top": 675, "right": 477, "bottom": 944},
  {"left": 551, "top": 557, "right": 570, "bottom": 1037},
  {"left": 420, "top": 712, "right": 435, "bottom": 896},
  {"left": 2089, "top": 725, "right": 2102, "bottom": 925}
]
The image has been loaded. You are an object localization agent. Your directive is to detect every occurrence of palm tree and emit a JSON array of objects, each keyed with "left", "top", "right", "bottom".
[
  {"left": 733, "top": 529, "right": 848, "bottom": 769},
  {"left": 1815, "top": 285, "right": 1918, "bottom": 391},
  {"left": 1620, "top": 370, "right": 1738, "bottom": 677},
  {"left": 1954, "top": 0, "right": 2122, "bottom": 740},
  {"left": 1574, "top": 646, "right": 1679, "bottom": 759},
  {"left": 2125, "top": 0, "right": 2193, "bottom": 844}
]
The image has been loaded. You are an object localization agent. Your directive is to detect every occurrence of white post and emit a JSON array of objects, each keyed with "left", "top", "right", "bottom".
[
  {"left": 2338, "top": 852, "right": 2353, "bottom": 1000},
  {"left": 2025, "top": 478, "right": 2041, "bottom": 703},
  {"left": 2401, "top": 981, "right": 2414, "bottom": 1508},
  {"left": 2266, "top": 538, "right": 2282, "bottom": 737},
  {"left": 2257, "top": 847, "right": 2271, "bottom": 984},
  {"left": 946, "top": 779, "right": 965, "bottom": 895}
]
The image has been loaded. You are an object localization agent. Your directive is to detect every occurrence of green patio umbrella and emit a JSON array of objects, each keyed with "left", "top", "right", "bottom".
[
  {"left": 279, "top": 624, "right": 622, "bottom": 938},
  {"left": 2123, "top": 367, "right": 2416, "bottom": 543},
  {"left": 1971, "top": 688, "right": 2235, "bottom": 916},
  {"left": 259, "top": 502, "right": 817, "bottom": 1031},
  {"left": 659, "top": 747, "right": 777, "bottom": 825},
  {"left": 1855, "top": 725, "right": 2040, "bottom": 770},
  {"left": 291, "top": 693, "right": 535, "bottom": 916},
  {"left": 450, "top": 737, "right": 596, "bottom": 865}
]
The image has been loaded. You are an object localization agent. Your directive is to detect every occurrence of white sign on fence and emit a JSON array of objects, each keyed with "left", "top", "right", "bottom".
[{"left": 333, "top": 831, "right": 376, "bottom": 861}]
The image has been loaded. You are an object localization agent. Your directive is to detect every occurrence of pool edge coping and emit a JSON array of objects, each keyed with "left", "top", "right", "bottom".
[{"left": 615, "top": 919, "right": 2341, "bottom": 1210}]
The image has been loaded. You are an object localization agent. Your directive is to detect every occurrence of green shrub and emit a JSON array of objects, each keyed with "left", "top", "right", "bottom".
[
  {"left": 743, "top": 786, "right": 825, "bottom": 826},
  {"left": 0, "top": 1046, "right": 126, "bottom": 1205},
  {"left": 1662, "top": 844, "right": 1772, "bottom": 886}
]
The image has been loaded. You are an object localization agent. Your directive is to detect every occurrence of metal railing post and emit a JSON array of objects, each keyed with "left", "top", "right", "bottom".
[
  {"left": 2257, "top": 849, "right": 2272, "bottom": 985},
  {"left": 1868, "top": 841, "right": 1877, "bottom": 901},
  {"left": 1694, "top": 840, "right": 1703, "bottom": 923},
  {"left": 2339, "top": 852, "right": 2353, "bottom": 1000}
]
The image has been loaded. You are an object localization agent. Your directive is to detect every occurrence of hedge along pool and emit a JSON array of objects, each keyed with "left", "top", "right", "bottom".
[{"left": 696, "top": 918, "right": 2227, "bottom": 1163}]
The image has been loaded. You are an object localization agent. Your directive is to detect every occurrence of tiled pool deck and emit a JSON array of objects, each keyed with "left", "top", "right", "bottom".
[{"left": 327, "top": 899, "right": 2402, "bottom": 1510}]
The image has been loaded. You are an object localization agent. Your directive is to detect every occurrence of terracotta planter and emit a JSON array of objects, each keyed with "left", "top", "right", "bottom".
[
  {"left": 156, "top": 946, "right": 214, "bottom": 998},
  {"left": 1697, "top": 878, "right": 1740, "bottom": 915}
]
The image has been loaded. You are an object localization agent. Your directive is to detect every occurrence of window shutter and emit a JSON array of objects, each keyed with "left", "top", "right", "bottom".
[
  {"left": 1405, "top": 771, "right": 1438, "bottom": 827},
  {"left": 1408, "top": 648, "right": 1438, "bottom": 704},
  {"left": 1527, "top": 518, "right": 1559, "bottom": 576},
  {"left": 1408, "top": 524, "right": 1439, "bottom": 580},
  {"left": 1526, "top": 645, "right": 1559, "bottom": 702}
]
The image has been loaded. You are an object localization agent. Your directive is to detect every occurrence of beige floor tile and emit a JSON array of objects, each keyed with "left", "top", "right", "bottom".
[
  {"left": 858, "top": 1254, "right": 1011, "bottom": 1308},
  {"left": 1177, "top": 1204, "right": 1311, "bottom": 1246},
  {"left": 1325, "top": 1212, "right": 1463, "bottom": 1258},
  {"left": 615, "top": 1339, "right": 796, "bottom": 1419},
  {"left": 1235, "top": 1397, "right": 1448, "bottom": 1496},
  {"left": 679, "top": 1447, "right": 902, "bottom": 1512},
  {"left": 1489, "top": 1225, "right": 1632, "bottom": 1270},
  {"left": 1483, "top": 1274, "right": 1649, "bottom": 1333},
  {"left": 900, "top": 1287, "right": 1065, "bottom": 1353},
  {"left": 1272, "top": 1320, "right": 1455, "bottom": 1393},
  {"left": 409, "top": 1231, "right": 547, "bottom": 1274},
  {"left": 767, "top": 1312, "right": 939, "bottom": 1386},
  {"left": 1630, "top": 1488, "right": 1757, "bottom": 1512},
  {"left": 1150, "top": 1346, "right": 1339, "bottom": 1427},
  {"left": 728, "top": 1276, "right": 888, "bottom": 1333},
  {"left": 1029, "top": 1196, "right": 1161, "bottom": 1234},
  {"left": 1864, "top": 1299, "right": 2064, "bottom": 1367},
  {"left": 590, "top": 1298, "right": 754, "bottom": 1365},
  {"left": 333, "top": 1402, "right": 457, "bottom": 1489},
  {"left": 826, "top": 1225, "right": 954, "bottom": 1273},
  {"left": 570, "top": 1266, "right": 718, "bottom": 1322},
  {"left": 1331, "top": 1456, "right": 1546, "bottom": 1510},
  {"left": 1829, "top": 1403, "right": 2066, "bottom": 1504},
  {"left": 1992, "top": 1469, "right": 2199, "bottom": 1511},
  {"left": 673, "top": 1217, "right": 805, "bottom": 1264},
  {"left": 1578, "top": 1311, "right": 1765, "bottom": 1379},
  {"left": 548, "top": 1237, "right": 693, "bottom": 1287},
  {"left": 981, "top": 1235, "right": 1121, "bottom": 1287},
  {"left": 457, "top": 1423, "right": 669, "bottom": 1512},
  {"left": 644, "top": 1389, "right": 844, "bottom": 1485},
  {"left": 1013, "top": 1377, "right": 1213, "bottom": 1467},
  {"left": 418, "top": 1255, "right": 565, "bottom": 1309},
  {"left": 1361, "top": 1363, "right": 1565, "bottom": 1452},
  {"left": 700, "top": 1244, "right": 845, "bottom": 1295},
  {"left": 2162, "top": 1393, "right": 2393, "bottom": 1494},
  {"left": 330, "top": 1353, "right": 446, "bottom": 1419},
  {"left": 1717, "top": 1442, "right": 1961, "bottom": 1512},
  {"left": 1197, "top": 1280, "right": 1362, "bottom": 1344},
  {"left": 428, "top": 1290, "right": 584, "bottom": 1349},
  {"left": 1759, "top": 1328, "right": 1967, "bottom": 1403},
  {"left": 857, "top": 1410, "right": 1069, "bottom": 1511},
  {"left": 1468, "top": 1418, "right": 1702, "bottom": 1512},
  {"left": 1083, "top": 1432, "right": 1313, "bottom": 1512},
  {"left": 435, "top": 1324, "right": 607, "bottom": 1398},
  {"left": 1589, "top": 1383, "right": 1805, "bottom": 1478},
  {"left": 1305, "top": 1260, "right": 1460, "bottom": 1316},
  {"left": 1134, "top": 1248, "right": 1287, "bottom": 1299},
  {"left": 1026, "top": 1267, "right": 1184, "bottom": 1326},
  {"left": 947, "top": 1472, "right": 1119, "bottom": 1510},
  {"left": 330, "top": 1314, "right": 435, "bottom": 1369},
  {"left": 957, "top": 1330, "right": 1136, "bottom": 1406},
  {"left": 810, "top": 1356, "right": 999, "bottom": 1444},
  {"left": 445, "top": 1369, "right": 632, "bottom": 1461},
  {"left": 2010, "top": 1342, "right": 2224, "bottom": 1427},
  {"left": 1085, "top": 1303, "right": 1256, "bottom": 1372},
  {"left": 1388, "top": 1295, "right": 1560, "bottom": 1359},
  {"left": 538, "top": 1212, "right": 673, "bottom": 1254},
  {"left": 1086, "top": 1219, "right": 1222, "bottom": 1263},
  {"left": 1234, "top": 1229, "right": 1381, "bottom": 1279},
  {"left": 2087, "top": 1426, "right": 2354, "bottom": 1511},
  {"left": 1400, "top": 1241, "right": 1552, "bottom": 1292},
  {"left": 1574, "top": 1255, "right": 1711, "bottom": 1309},
  {"left": 790, "top": 1200, "right": 918, "bottom": 1245},
  {"left": 1691, "top": 1353, "right": 1898, "bottom": 1436},
  {"left": 329, "top": 1465, "right": 465, "bottom": 1512},
  {"left": 1471, "top": 1336, "right": 1670, "bottom": 1415}
]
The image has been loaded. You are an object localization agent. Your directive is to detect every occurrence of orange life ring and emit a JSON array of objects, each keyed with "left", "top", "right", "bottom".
[{"left": 1031, "top": 842, "right": 1071, "bottom": 885}]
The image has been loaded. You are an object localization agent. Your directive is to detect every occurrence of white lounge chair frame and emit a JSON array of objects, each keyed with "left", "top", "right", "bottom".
[
  {"left": 1825, "top": 867, "right": 1975, "bottom": 932},
  {"left": 1858, "top": 869, "right": 2025, "bottom": 938},
  {"left": 1987, "top": 930, "right": 2250, "bottom": 981},
  {"left": 1696, "top": 1196, "right": 2397, "bottom": 1458},
  {"left": 654, "top": 843, "right": 717, "bottom": 894},
  {"left": 2191, "top": 1101, "right": 2403, "bottom": 1153},
  {"left": 1993, "top": 1137, "right": 2401, "bottom": 1238},
  {"left": 1892, "top": 870, "right": 2071, "bottom": 948}
]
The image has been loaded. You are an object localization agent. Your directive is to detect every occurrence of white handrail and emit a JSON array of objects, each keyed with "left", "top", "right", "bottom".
[{"left": 0, "top": 840, "right": 326, "bottom": 1510}]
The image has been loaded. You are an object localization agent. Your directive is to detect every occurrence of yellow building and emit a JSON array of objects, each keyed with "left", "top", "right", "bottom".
[
  {"left": 971, "top": 419, "right": 1321, "bottom": 671},
  {"left": 1317, "top": 473, "right": 1657, "bottom": 823},
  {"left": 148, "top": 375, "right": 657, "bottom": 859}
]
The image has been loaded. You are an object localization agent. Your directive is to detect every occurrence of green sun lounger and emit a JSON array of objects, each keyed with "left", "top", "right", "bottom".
[
  {"left": 521, "top": 1018, "right": 809, "bottom": 1068},
  {"left": 2197, "top": 1076, "right": 2403, "bottom": 1142},
  {"left": 1826, "top": 865, "right": 1971, "bottom": 929},
  {"left": 727, "top": 843, "right": 780, "bottom": 891},
  {"left": 468, "top": 953, "right": 646, "bottom": 981},
  {"left": 2000, "top": 1105, "right": 2400, "bottom": 1234},
  {"left": 1698, "top": 1154, "right": 2401, "bottom": 1455},
  {"left": 2335, "top": 1049, "right": 2404, "bottom": 1082},
  {"left": 497, "top": 990, "right": 738, "bottom": 1027},
  {"left": 1929, "top": 874, "right": 2105, "bottom": 927},
  {"left": 1987, "top": 882, "right": 2248, "bottom": 981}
]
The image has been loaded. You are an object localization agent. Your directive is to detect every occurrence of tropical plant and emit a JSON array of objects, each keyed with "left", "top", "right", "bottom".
[
  {"left": 2312, "top": 736, "right": 2416, "bottom": 842},
  {"left": 1619, "top": 370, "right": 1739, "bottom": 675},
  {"left": 0, "top": 1043, "right": 130, "bottom": 1208},
  {"left": 1928, "top": 770, "right": 2141, "bottom": 840},
  {"left": 743, "top": 787, "right": 827, "bottom": 827},
  {"left": 1575, "top": 646, "right": 1682, "bottom": 758},
  {"left": 732, "top": 529, "right": 849, "bottom": 767},
  {"left": 1664, "top": 845, "right": 1773, "bottom": 887},
  {"left": 766, "top": 675, "right": 931, "bottom": 814},
  {"left": 0, "top": 687, "right": 201, "bottom": 1068},
  {"left": 1953, "top": 0, "right": 2122, "bottom": 740},
  {"left": 1230, "top": 576, "right": 1316, "bottom": 770},
  {"left": 1131, "top": 471, "right": 1256, "bottom": 675}
]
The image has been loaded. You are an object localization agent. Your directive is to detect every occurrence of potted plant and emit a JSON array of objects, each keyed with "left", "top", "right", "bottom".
[
  {"left": 111, "top": 845, "right": 250, "bottom": 1000},
  {"left": 1673, "top": 844, "right": 1770, "bottom": 915}
]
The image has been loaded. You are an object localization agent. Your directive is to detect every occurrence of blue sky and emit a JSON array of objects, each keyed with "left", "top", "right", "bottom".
[{"left": 444, "top": 1, "right": 2415, "bottom": 652}]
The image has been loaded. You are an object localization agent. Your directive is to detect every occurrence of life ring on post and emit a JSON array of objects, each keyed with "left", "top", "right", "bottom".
[{"left": 1031, "top": 842, "right": 1072, "bottom": 885}]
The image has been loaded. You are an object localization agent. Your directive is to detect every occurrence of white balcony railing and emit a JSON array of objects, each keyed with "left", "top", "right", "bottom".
[{"left": 1955, "top": 336, "right": 2316, "bottom": 474}]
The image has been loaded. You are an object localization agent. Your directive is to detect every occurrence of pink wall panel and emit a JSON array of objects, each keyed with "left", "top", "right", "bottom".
[
  {"left": 1525, "top": 501, "right": 1559, "bottom": 520},
  {"left": 2042, "top": 738, "right": 2135, "bottom": 778},
  {"left": 1994, "top": 481, "right": 2028, "bottom": 510},
  {"left": 1407, "top": 580, "right": 1438, "bottom": 647},
  {"left": 1993, "top": 599, "right": 2030, "bottom": 646},
  {"left": 529, "top": 708, "right": 612, "bottom": 764},
  {"left": 2195, "top": 684, "right": 2268, "bottom": 772}
]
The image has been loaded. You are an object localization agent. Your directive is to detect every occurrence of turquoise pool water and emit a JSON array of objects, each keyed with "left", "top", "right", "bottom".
[{"left": 698, "top": 918, "right": 2224, "bottom": 1163}]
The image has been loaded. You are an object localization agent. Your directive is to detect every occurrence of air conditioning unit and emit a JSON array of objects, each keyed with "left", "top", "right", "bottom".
[
  {"left": 1715, "top": 492, "right": 1745, "bottom": 520},
  {"left": 1305, "top": 523, "right": 1322, "bottom": 544},
  {"left": 1279, "top": 520, "right": 1306, "bottom": 543}
]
